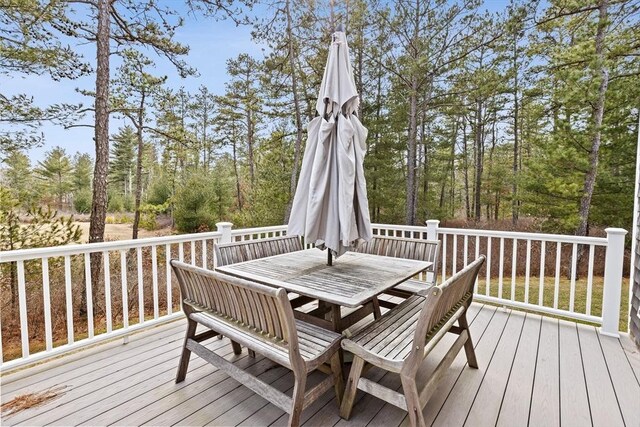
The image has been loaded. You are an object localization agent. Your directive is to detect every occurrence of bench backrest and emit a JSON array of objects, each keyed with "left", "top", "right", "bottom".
[
  {"left": 408, "top": 256, "right": 485, "bottom": 368},
  {"left": 215, "top": 235, "right": 303, "bottom": 267},
  {"left": 355, "top": 236, "right": 440, "bottom": 279},
  {"left": 171, "top": 260, "right": 301, "bottom": 361}
]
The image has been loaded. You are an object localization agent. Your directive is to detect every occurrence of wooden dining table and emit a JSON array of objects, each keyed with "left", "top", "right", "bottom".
[{"left": 216, "top": 248, "right": 432, "bottom": 333}]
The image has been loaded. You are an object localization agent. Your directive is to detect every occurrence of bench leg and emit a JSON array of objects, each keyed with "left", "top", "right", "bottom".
[
  {"left": 401, "top": 375, "right": 426, "bottom": 427},
  {"left": 176, "top": 318, "right": 197, "bottom": 383},
  {"left": 459, "top": 310, "right": 478, "bottom": 368},
  {"left": 288, "top": 374, "right": 307, "bottom": 427},
  {"left": 330, "top": 352, "right": 344, "bottom": 405},
  {"left": 231, "top": 340, "right": 242, "bottom": 355},
  {"left": 340, "top": 355, "right": 365, "bottom": 420},
  {"left": 248, "top": 349, "right": 256, "bottom": 358}
]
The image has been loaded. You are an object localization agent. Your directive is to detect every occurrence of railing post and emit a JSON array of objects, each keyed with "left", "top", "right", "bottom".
[
  {"left": 601, "top": 227, "right": 627, "bottom": 337},
  {"left": 426, "top": 220, "right": 440, "bottom": 241},
  {"left": 216, "top": 222, "right": 233, "bottom": 243}
]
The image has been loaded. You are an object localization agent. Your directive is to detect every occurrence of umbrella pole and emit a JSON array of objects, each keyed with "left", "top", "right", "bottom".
[{"left": 327, "top": 250, "right": 333, "bottom": 266}]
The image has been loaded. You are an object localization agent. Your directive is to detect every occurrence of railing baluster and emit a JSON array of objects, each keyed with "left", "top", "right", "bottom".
[
  {"left": 137, "top": 247, "right": 144, "bottom": 323},
  {"left": 103, "top": 251, "right": 112, "bottom": 333},
  {"left": 152, "top": 245, "right": 159, "bottom": 319},
  {"left": 190, "top": 241, "right": 195, "bottom": 265},
  {"left": 64, "top": 256, "right": 74, "bottom": 344},
  {"left": 554, "top": 243, "right": 561, "bottom": 309},
  {"left": 474, "top": 235, "right": 480, "bottom": 293},
  {"left": 17, "top": 260, "right": 29, "bottom": 358},
  {"left": 166, "top": 244, "right": 172, "bottom": 315},
  {"left": 586, "top": 245, "right": 595, "bottom": 315},
  {"left": 202, "top": 240, "right": 207, "bottom": 269},
  {"left": 42, "top": 258, "right": 52, "bottom": 351},
  {"left": 463, "top": 235, "right": 468, "bottom": 267},
  {"left": 539, "top": 241, "right": 546, "bottom": 306},
  {"left": 84, "top": 253, "right": 94, "bottom": 339},
  {"left": 179, "top": 243, "right": 184, "bottom": 262},
  {"left": 120, "top": 251, "right": 129, "bottom": 329},
  {"left": 524, "top": 240, "right": 531, "bottom": 303},
  {"left": 452, "top": 235, "right": 458, "bottom": 275},
  {"left": 442, "top": 234, "right": 447, "bottom": 282},
  {"left": 569, "top": 243, "right": 578, "bottom": 312},
  {"left": 511, "top": 239, "right": 517, "bottom": 300},
  {"left": 485, "top": 237, "right": 492, "bottom": 296},
  {"left": 498, "top": 238, "right": 504, "bottom": 299}
]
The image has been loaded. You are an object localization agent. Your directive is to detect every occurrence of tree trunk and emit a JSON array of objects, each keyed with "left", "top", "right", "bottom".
[
  {"left": 462, "top": 118, "right": 471, "bottom": 219},
  {"left": 233, "top": 139, "right": 242, "bottom": 210},
  {"left": 284, "top": 0, "right": 304, "bottom": 223},
  {"left": 406, "top": 79, "right": 419, "bottom": 225},
  {"left": 246, "top": 108, "right": 255, "bottom": 189},
  {"left": 576, "top": 0, "right": 609, "bottom": 238},
  {"left": 132, "top": 96, "right": 145, "bottom": 240},
  {"left": 474, "top": 100, "right": 483, "bottom": 221},
  {"left": 512, "top": 32, "right": 519, "bottom": 226},
  {"left": 88, "top": 0, "right": 111, "bottom": 311}
]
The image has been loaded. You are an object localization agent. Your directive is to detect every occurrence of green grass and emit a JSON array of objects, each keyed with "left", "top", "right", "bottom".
[{"left": 471, "top": 275, "right": 630, "bottom": 331}]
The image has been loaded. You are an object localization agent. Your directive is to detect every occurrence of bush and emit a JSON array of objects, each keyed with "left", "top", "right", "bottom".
[
  {"left": 147, "top": 176, "right": 172, "bottom": 206},
  {"left": 173, "top": 174, "right": 225, "bottom": 233},
  {"left": 107, "top": 191, "right": 124, "bottom": 213},
  {"left": 73, "top": 189, "right": 92, "bottom": 214}
]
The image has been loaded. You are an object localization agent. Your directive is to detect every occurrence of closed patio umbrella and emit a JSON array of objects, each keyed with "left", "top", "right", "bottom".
[{"left": 288, "top": 29, "right": 372, "bottom": 262}]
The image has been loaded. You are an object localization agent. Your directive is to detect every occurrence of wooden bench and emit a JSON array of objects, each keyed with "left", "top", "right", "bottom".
[
  {"left": 171, "top": 260, "right": 344, "bottom": 427},
  {"left": 355, "top": 236, "right": 440, "bottom": 308},
  {"left": 339, "top": 256, "right": 485, "bottom": 427}
]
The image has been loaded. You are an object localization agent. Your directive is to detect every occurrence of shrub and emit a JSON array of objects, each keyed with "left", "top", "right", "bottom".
[
  {"left": 147, "top": 176, "right": 172, "bottom": 206},
  {"left": 73, "top": 189, "right": 92, "bottom": 214},
  {"left": 107, "top": 191, "right": 124, "bottom": 213},
  {"left": 173, "top": 174, "right": 224, "bottom": 233}
]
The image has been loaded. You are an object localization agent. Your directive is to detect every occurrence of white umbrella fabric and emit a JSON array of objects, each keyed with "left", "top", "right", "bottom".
[{"left": 288, "top": 30, "right": 373, "bottom": 261}]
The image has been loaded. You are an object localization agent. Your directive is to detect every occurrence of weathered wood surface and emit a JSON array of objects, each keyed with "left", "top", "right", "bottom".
[
  {"left": 171, "top": 260, "right": 343, "bottom": 427},
  {"left": 2, "top": 302, "right": 639, "bottom": 427},
  {"left": 340, "top": 257, "right": 485, "bottom": 427},
  {"left": 217, "top": 248, "right": 432, "bottom": 307}
]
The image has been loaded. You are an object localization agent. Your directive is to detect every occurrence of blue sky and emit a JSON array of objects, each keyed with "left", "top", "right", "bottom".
[{"left": 2, "top": 1, "right": 512, "bottom": 163}]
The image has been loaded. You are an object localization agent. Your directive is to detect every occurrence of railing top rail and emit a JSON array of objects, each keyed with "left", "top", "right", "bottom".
[
  {"left": 371, "top": 223, "right": 607, "bottom": 245},
  {"left": 230, "top": 225, "right": 288, "bottom": 235},
  {"left": 0, "top": 230, "right": 223, "bottom": 263}
]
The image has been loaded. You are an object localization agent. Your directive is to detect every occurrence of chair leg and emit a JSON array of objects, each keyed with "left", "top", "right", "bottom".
[
  {"left": 288, "top": 373, "right": 307, "bottom": 427},
  {"left": 458, "top": 310, "right": 478, "bottom": 368},
  {"left": 372, "top": 297, "right": 382, "bottom": 319},
  {"left": 401, "top": 376, "right": 426, "bottom": 427},
  {"left": 231, "top": 340, "right": 242, "bottom": 355},
  {"left": 330, "top": 352, "right": 344, "bottom": 405},
  {"left": 248, "top": 349, "right": 256, "bottom": 358},
  {"left": 176, "top": 318, "right": 197, "bottom": 383},
  {"left": 340, "top": 355, "right": 365, "bottom": 420}
]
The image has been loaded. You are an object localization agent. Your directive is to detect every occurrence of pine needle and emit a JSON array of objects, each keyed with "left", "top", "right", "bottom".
[{"left": 0, "top": 385, "right": 68, "bottom": 417}]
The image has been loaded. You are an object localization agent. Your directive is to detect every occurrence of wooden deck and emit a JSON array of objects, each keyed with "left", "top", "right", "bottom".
[{"left": 1, "top": 303, "right": 639, "bottom": 426}]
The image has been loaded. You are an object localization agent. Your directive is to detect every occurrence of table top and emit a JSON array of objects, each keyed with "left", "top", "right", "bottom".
[{"left": 217, "top": 248, "right": 432, "bottom": 307}]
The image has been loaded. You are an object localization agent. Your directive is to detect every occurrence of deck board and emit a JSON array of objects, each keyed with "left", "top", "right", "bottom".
[
  {"left": 558, "top": 319, "right": 592, "bottom": 427},
  {"left": 577, "top": 323, "right": 625, "bottom": 427},
  {"left": 1, "top": 303, "right": 638, "bottom": 427}
]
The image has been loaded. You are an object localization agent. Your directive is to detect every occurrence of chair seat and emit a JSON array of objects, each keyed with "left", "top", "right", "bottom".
[
  {"left": 393, "top": 278, "right": 435, "bottom": 294},
  {"left": 190, "top": 308, "right": 342, "bottom": 369},
  {"left": 342, "top": 295, "right": 424, "bottom": 370}
]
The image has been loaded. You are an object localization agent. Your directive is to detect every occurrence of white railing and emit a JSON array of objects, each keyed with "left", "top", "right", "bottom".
[
  {"left": 371, "top": 221, "right": 627, "bottom": 337},
  {"left": 0, "top": 222, "right": 288, "bottom": 373},
  {"left": 0, "top": 220, "right": 626, "bottom": 373}
]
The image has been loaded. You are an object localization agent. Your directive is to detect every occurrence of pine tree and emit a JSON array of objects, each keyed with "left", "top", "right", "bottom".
[{"left": 35, "top": 147, "right": 73, "bottom": 210}]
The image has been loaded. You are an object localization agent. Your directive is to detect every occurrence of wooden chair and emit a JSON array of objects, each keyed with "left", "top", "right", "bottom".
[
  {"left": 355, "top": 236, "right": 440, "bottom": 308},
  {"left": 339, "top": 256, "right": 485, "bottom": 427},
  {"left": 172, "top": 260, "right": 344, "bottom": 427}
]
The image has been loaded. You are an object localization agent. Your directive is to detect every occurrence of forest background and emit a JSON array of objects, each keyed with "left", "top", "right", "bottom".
[{"left": 1, "top": 0, "right": 639, "bottom": 246}]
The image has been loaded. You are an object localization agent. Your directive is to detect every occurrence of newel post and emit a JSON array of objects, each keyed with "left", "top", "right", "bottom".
[
  {"left": 216, "top": 222, "right": 233, "bottom": 244},
  {"left": 601, "top": 227, "right": 627, "bottom": 337},
  {"left": 426, "top": 220, "right": 440, "bottom": 241}
]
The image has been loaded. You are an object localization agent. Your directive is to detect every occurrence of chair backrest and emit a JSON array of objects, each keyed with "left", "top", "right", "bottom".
[
  {"left": 409, "top": 255, "right": 485, "bottom": 366},
  {"left": 355, "top": 236, "right": 440, "bottom": 280},
  {"left": 171, "top": 260, "right": 298, "bottom": 349},
  {"left": 215, "top": 235, "right": 303, "bottom": 267}
]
